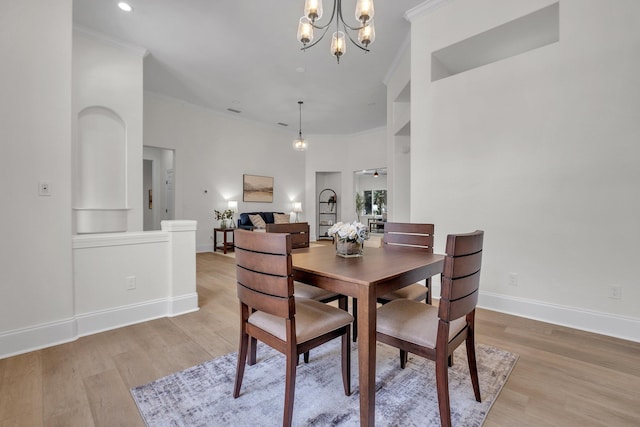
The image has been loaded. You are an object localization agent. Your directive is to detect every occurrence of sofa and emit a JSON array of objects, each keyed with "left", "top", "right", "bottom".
[
  {"left": 237, "top": 212, "right": 310, "bottom": 249},
  {"left": 237, "top": 212, "right": 285, "bottom": 230}
]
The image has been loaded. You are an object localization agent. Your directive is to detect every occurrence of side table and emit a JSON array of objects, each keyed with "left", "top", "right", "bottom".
[{"left": 213, "top": 228, "right": 234, "bottom": 254}]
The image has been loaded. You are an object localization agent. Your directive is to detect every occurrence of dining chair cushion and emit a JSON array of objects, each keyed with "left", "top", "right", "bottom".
[
  {"left": 294, "top": 281, "right": 340, "bottom": 301},
  {"left": 377, "top": 299, "right": 467, "bottom": 349},
  {"left": 379, "top": 283, "right": 427, "bottom": 301},
  {"left": 249, "top": 298, "right": 353, "bottom": 344}
]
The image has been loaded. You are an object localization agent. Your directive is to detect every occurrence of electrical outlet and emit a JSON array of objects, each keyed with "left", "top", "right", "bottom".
[
  {"left": 126, "top": 276, "right": 136, "bottom": 290},
  {"left": 39, "top": 181, "right": 51, "bottom": 196},
  {"left": 607, "top": 285, "right": 622, "bottom": 299},
  {"left": 508, "top": 272, "right": 518, "bottom": 287}
]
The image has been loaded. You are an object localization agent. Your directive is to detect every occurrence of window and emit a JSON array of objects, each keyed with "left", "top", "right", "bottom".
[{"left": 363, "top": 190, "right": 387, "bottom": 216}]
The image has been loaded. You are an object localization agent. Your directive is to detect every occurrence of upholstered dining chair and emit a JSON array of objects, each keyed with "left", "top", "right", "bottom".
[
  {"left": 376, "top": 230, "right": 484, "bottom": 427},
  {"left": 351, "top": 223, "right": 434, "bottom": 342},
  {"left": 233, "top": 230, "right": 353, "bottom": 427},
  {"left": 379, "top": 222, "right": 435, "bottom": 304}
]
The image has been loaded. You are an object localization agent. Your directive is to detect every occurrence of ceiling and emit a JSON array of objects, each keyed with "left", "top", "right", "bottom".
[{"left": 72, "top": 0, "right": 427, "bottom": 135}]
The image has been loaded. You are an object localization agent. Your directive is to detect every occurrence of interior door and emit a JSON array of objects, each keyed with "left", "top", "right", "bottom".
[{"left": 165, "top": 169, "right": 175, "bottom": 220}]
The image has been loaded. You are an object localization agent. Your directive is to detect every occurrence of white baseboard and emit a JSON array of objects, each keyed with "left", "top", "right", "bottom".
[
  {"left": 196, "top": 244, "right": 213, "bottom": 253},
  {"left": 1, "top": 296, "right": 200, "bottom": 359},
  {"left": 0, "top": 317, "right": 78, "bottom": 359},
  {"left": 477, "top": 291, "right": 640, "bottom": 343},
  {"left": 168, "top": 292, "right": 200, "bottom": 317}
]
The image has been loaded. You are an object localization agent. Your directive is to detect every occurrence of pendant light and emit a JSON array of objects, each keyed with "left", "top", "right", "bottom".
[
  {"left": 373, "top": 170, "right": 379, "bottom": 177},
  {"left": 293, "top": 101, "right": 308, "bottom": 151}
]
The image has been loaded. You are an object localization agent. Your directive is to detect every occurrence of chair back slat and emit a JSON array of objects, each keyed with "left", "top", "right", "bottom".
[
  {"left": 438, "top": 230, "right": 484, "bottom": 322},
  {"left": 234, "top": 230, "right": 294, "bottom": 318},
  {"left": 443, "top": 251, "right": 482, "bottom": 280},
  {"left": 236, "top": 264, "right": 292, "bottom": 298},
  {"left": 237, "top": 282, "right": 294, "bottom": 319},
  {"left": 383, "top": 222, "right": 434, "bottom": 251},
  {"left": 236, "top": 247, "right": 292, "bottom": 280}
]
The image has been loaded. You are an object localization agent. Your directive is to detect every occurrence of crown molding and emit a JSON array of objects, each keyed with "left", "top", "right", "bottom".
[
  {"left": 404, "top": 0, "right": 454, "bottom": 22},
  {"left": 73, "top": 25, "right": 149, "bottom": 58}
]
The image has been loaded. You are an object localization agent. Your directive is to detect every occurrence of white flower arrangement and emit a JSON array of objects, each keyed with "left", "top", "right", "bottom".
[{"left": 327, "top": 221, "right": 370, "bottom": 243}]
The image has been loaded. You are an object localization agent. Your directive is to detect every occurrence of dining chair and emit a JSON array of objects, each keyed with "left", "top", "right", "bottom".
[
  {"left": 351, "top": 223, "right": 434, "bottom": 342},
  {"left": 376, "top": 230, "right": 484, "bottom": 427},
  {"left": 379, "top": 222, "right": 435, "bottom": 304},
  {"left": 233, "top": 230, "right": 353, "bottom": 427}
]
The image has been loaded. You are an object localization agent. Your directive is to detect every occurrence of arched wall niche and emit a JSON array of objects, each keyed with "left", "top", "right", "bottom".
[{"left": 74, "top": 106, "right": 129, "bottom": 233}]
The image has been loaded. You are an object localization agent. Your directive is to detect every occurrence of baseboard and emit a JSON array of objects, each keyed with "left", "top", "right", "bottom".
[
  {"left": 1, "top": 296, "right": 201, "bottom": 359},
  {"left": 168, "top": 292, "right": 200, "bottom": 317},
  {"left": 477, "top": 291, "right": 640, "bottom": 343},
  {"left": 196, "top": 244, "right": 213, "bottom": 253},
  {"left": 0, "top": 317, "right": 78, "bottom": 359}
]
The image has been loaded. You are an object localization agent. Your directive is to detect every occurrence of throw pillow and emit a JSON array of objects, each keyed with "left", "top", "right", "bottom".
[
  {"left": 249, "top": 214, "right": 266, "bottom": 229},
  {"left": 273, "top": 213, "right": 291, "bottom": 224}
]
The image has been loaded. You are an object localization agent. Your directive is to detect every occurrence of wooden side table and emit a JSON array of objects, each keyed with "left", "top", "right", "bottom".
[{"left": 213, "top": 228, "right": 234, "bottom": 254}]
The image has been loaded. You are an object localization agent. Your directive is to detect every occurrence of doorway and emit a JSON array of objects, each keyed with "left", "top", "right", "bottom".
[{"left": 143, "top": 146, "right": 175, "bottom": 231}]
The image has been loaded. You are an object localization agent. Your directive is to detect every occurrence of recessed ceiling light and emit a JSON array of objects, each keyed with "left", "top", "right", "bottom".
[{"left": 118, "top": 2, "right": 133, "bottom": 12}]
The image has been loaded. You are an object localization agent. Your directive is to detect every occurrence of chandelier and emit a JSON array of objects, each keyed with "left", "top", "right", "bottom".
[
  {"left": 297, "top": 0, "right": 375, "bottom": 63},
  {"left": 293, "top": 101, "right": 308, "bottom": 151}
]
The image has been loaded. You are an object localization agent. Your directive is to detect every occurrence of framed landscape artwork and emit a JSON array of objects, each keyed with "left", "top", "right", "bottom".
[{"left": 243, "top": 174, "right": 274, "bottom": 202}]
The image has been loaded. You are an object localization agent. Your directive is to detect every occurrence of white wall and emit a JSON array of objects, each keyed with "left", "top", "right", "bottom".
[
  {"left": 0, "top": 0, "right": 74, "bottom": 342},
  {"left": 305, "top": 128, "right": 387, "bottom": 240},
  {"left": 143, "top": 93, "right": 307, "bottom": 252},
  {"left": 410, "top": 0, "right": 640, "bottom": 341},
  {"left": 386, "top": 46, "right": 412, "bottom": 222},
  {"left": 73, "top": 30, "right": 145, "bottom": 232}
]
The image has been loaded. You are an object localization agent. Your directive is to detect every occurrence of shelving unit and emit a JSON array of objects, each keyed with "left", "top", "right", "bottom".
[{"left": 318, "top": 188, "right": 337, "bottom": 240}]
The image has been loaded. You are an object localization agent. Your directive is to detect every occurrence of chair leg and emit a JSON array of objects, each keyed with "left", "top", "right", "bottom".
[
  {"left": 466, "top": 313, "right": 481, "bottom": 402},
  {"left": 426, "top": 277, "right": 432, "bottom": 305},
  {"left": 284, "top": 347, "right": 297, "bottom": 427},
  {"left": 400, "top": 349, "right": 408, "bottom": 369},
  {"left": 435, "top": 349, "right": 452, "bottom": 427},
  {"left": 233, "top": 331, "right": 249, "bottom": 398},
  {"left": 303, "top": 351, "right": 310, "bottom": 363},
  {"left": 352, "top": 298, "right": 358, "bottom": 342},
  {"left": 248, "top": 336, "right": 258, "bottom": 365},
  {"left": 341, "top": 327, "right": 352, "bottom": 396}
]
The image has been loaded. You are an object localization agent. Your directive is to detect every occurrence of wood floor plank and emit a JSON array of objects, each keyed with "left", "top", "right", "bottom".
[
  {"left": 83, "top": 369, "right": 145, "bottom": 427},
  {"left": 41, "top": 344, "right": 90, "bottom": 421},
  {"left": 0, "top": 351, "right": 42, "bottom": 423}
]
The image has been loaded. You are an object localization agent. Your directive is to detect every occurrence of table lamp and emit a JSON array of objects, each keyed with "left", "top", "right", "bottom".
[{"left": 293, "top": 202, "right": 302, "bottom": 223}]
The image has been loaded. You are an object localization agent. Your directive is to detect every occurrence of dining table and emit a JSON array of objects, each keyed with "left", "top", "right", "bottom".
[{"left": 291, "top": 243, "right": 444, "bottom": 427}]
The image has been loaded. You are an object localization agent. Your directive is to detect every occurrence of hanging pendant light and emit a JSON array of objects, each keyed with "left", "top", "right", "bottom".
[
  {"left": 293, "top": 101, "right": 308, "bottom": 151},
  {"left": 297, "top": 0, "right": 376, "bottom": 64}
]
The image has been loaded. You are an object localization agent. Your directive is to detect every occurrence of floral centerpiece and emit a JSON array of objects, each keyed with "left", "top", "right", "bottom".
[
  {"left": 214, "top": 209, "right": 234, "bottom": 229},
  {"left": 327, "top": 221, "right": 369, "bottom": 257}
]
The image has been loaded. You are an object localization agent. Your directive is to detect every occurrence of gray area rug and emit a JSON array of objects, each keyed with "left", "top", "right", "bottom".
[{"left": 131, "top": 340, "right": 517, "bottom": 426}]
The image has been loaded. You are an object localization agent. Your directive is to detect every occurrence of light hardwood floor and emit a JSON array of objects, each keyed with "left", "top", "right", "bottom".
[{"left": 1, "top": 251, "right": 639, "bottom": 426}]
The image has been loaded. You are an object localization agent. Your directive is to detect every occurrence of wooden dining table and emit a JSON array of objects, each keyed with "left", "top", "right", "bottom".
[{"left": 292, "top": 244, "right": 444, "bottom": 426}]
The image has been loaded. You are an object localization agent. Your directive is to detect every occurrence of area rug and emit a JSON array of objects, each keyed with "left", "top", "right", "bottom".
[{"left": 131, "top": 340, "right": 517, "bottom": 426}]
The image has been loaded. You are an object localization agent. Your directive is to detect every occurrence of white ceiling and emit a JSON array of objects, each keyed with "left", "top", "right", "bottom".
[{"left": 72, "top": 0, "right": 427, "bottom": 135}]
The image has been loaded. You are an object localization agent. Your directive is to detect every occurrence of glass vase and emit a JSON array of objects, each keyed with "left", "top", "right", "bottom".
[{"left": 335, "top": 238, "right": 363, "bottom": 257}]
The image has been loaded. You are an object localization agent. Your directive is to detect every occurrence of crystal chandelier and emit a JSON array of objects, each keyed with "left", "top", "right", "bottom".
[
  {"left": 293, "top": 101, "right": 308, "bottom": 151},
  {"left": 297, "top": 0, "right": 375, "bottom": 63}
]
